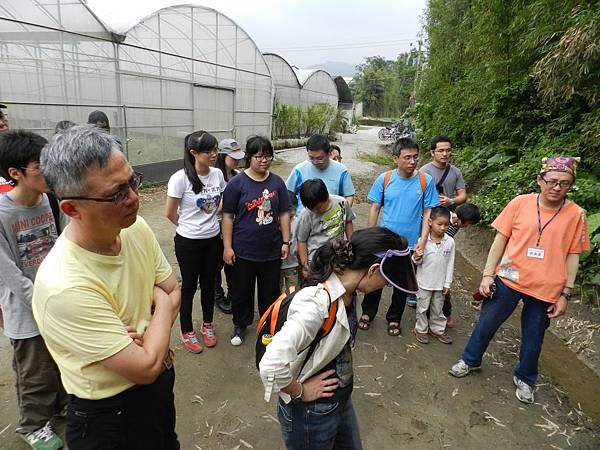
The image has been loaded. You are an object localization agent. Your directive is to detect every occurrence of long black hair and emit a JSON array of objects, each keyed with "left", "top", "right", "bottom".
[
  {"left": 302, "top": 227, "right": 408, "bottom": 287},
  {"left": 215, "top": 153, "right": 236, "bottom": 182},
  {"left": 183, "top": 130, "right": 217, "bottom": 194}
]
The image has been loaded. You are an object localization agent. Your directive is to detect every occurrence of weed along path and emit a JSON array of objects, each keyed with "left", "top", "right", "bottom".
[{"left": 0, "top": 128, "right": 598, "bottom": 449}]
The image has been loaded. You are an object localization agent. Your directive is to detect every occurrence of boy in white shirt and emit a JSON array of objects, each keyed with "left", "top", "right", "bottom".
[{"left": 413, "top": 206, "right": 455, "bottom": 344}]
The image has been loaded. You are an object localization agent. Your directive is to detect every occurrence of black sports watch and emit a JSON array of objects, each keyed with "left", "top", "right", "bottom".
[{"left": 560, "top": 291, "right": 572, "bottom": 302}]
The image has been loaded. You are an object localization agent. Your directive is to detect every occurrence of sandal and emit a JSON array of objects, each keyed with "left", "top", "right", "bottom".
[
  {"left": 387, "top": 322, "right": 401, "bottom": 336},
  {"left": 358, "top": 315, "right": 371, "bottom": 331}
]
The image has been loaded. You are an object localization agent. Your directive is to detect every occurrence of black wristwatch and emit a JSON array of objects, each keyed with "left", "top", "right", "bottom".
[
  {"left": 560, "top": 291, "right": 572, "bottom": 302},
  {"left": 283, "top": 241, "right": 291, "bottom": 246}
]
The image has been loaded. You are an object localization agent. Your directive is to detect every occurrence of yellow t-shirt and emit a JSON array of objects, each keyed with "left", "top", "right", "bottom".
[{"left": 32, "top": 216, "right": 172, "bottom": 399}]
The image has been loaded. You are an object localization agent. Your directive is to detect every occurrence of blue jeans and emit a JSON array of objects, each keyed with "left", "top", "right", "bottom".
[
  {"left": 462, "top": 278, "right": 550, "bottom": 386},
  {"left": 277, "top": 397, "right": 362, "bottom": 450}
]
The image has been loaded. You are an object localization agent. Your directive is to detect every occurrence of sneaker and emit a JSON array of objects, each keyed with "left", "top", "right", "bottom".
[
  {"left": 446, "top": 315, "right": 454, "bottom": 329},
  {"left": 230, "top": 326, "right": 245, "bottom": 346},
  {"left": 513, "top": 376, "right": 534, "bottom": 404},
  {"left": 215, "top": 296, "right": 232, "bottom": 314},
  {"left": 413, "top": 329, "right": 429, "bottom": 344},
  {"left": 430, "top": 331, "right": 453, "bottom": 344},
  {"left": 449, "top": 359, "right": 480, "bottom": 378},
  {"left": 406, "top": 295, "right": 417, "bottom": 308},
  {"left": 181, "top": 331, "right": 203, "bottom": 353},
  {"left": 20, "top": 422, "right": 63, "bottom": 450},
  {"left": 201, "top": 323, "right": 217, "bottom": 347}
]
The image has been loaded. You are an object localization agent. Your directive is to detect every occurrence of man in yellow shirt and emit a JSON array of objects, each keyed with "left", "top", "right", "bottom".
[{"left": 32, "top": 126, "right": 181, "bottom": 449}]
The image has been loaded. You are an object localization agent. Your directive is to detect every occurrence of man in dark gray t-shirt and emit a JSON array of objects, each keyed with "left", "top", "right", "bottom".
[{"left": 421, "top": 135, "right": 466, "bottom": 210}]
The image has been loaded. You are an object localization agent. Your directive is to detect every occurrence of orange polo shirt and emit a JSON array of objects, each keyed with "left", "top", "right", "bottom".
[{"left": 492, "top": 194, "right": 589, "bottom": 303}]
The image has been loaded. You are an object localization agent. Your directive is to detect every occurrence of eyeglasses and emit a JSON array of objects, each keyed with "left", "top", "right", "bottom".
[
  {"left": 199, "top": 149, "right": 219, "bottom": 156},
  {"left": 20, "top": 165, "right": 41, "bottom": 174},
  {"left": 541, "top": 177, "right": 572, "bottom": 189},
  {"left": 309, "top": 156, "right": 328, "bottom": 163},
  {"left": 62, "top": 172, "right": 143, "bottom": 204},
  {"left": 252, "top": 154, "right": 273, "bottom": 162},
  {"left": 398, "top": 155, "right": 420, "bottom": 162}
]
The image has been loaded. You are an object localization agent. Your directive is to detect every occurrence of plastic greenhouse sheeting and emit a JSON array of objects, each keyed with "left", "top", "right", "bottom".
[{"left": 0, "top": 0, "right": 273, "bottom": 178}]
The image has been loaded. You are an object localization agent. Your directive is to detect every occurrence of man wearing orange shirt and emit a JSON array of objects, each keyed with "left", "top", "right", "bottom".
[{"left": 449, "top": 156, "right": 589, "bottom": 404}]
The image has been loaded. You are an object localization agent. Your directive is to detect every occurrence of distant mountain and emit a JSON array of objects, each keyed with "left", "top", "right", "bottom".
[{"left": 305, "top": 61, "right": 357, "bottom": 78}]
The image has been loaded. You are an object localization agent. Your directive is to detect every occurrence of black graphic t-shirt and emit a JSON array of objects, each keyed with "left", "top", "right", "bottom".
[{"left": 222, "top": 172, "right": 291, "bottom": 262}]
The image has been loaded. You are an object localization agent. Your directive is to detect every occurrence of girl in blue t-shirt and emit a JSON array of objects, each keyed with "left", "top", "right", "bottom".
[{"left": 222, "top": 136, "right": 291, "bottom": 346}]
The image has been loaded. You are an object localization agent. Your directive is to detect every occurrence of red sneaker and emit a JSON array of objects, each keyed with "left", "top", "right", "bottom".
[
  {"left": 201, "top": 323, "right": 217, "bottom": 347},
  {"left": 181, "top": 331, "right": 203, "bottom": 353}
]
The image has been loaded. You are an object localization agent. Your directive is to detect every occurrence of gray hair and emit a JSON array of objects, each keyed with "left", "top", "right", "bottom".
[{"left": 41, "top": 125, "right": 123, "bottom": 198}]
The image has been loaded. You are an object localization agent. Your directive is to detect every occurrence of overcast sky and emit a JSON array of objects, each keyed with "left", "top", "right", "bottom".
[{"left": 87, "top": 0, "right": 427, "bottom": 68}]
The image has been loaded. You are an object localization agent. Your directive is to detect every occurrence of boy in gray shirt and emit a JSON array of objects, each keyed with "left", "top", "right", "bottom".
[
  {"left": 297, "top": 179, "right": 355, "bottom": 278},
  {"left": 0, "top": 130, "right": 67, "bottom": 450}
]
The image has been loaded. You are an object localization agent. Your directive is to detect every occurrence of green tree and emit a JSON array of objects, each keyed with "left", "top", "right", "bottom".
[{"left": 352, "top": 53, "right": 420, "bottom": 117}]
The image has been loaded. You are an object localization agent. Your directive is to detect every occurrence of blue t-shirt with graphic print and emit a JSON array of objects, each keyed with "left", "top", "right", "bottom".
[
  {"left": 367, "top": 170, "right": 440, "bottom": 249},
  {"left": 222, "top": 171, "right": 291, "bottom": 262},
  {"left": 285, "top": 160, "right": 355, "bottom": 214}
]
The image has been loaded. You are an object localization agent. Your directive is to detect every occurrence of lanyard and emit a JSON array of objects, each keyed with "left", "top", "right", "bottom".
[{"left": 536, "top": 194, "right": 565, "bottom": 247}]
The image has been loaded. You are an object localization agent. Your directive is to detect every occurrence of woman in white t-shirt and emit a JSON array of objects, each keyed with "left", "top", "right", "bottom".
[{"left": 166, "top": 131, "right": 226, "bottom": 353}]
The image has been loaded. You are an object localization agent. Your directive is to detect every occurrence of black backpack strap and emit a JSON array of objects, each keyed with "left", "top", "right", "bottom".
[
  {"left": 436, "top": 165, "right": 451, "bottom": 195},
  {"left": 47, "top": 193, "right": 62, "bottom": 235},
  {"left": 297, "top": 287, "right": 333, "bottom": 375}
]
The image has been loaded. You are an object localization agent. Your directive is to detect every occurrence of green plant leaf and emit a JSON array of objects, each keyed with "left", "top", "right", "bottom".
[{"left": 587, "top": 212, "right": 600, "bottom": 236}]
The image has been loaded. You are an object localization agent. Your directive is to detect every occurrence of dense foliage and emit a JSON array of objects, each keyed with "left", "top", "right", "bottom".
[
  {"left": 272, "top": 99, "right": 345, "bottom": 141},
  {"left": 416, "top": 0, "right": 600, "bottom": 303},
  {"left": 351, "top": 53, "right": 420, "bottom": 117}
]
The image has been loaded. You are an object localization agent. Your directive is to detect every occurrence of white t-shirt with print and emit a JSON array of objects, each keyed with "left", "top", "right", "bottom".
[{"left": 167, "top": 168, "right": 226, "bottom": 239}]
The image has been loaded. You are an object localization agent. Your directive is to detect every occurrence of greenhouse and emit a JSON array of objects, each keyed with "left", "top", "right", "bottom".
[
  {"left": 262, "top": 53, "right": 302, "bottom": 108},
  {"left": 0, "top": 0, "right": 273, "bottom": 180},
  {"left": 294, "top": 69, "right": 339, "bottom": 108}
]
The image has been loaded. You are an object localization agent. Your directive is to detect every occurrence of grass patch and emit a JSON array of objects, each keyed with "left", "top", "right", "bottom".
[
  {"left": 139, "top": 181, "right": 166, "bottom": 194},
  {"left": 357, "top": 150, "right": 392, "bottom": 166}
]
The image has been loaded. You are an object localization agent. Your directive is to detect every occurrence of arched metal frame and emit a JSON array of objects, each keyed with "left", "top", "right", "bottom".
[{"left": 0, "top": 0, "right": 273, "bottom": 181}]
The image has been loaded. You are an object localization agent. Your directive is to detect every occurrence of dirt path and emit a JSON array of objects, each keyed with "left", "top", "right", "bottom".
[{"left": 0, "top": 128, "right": 599, "bottom": 449}]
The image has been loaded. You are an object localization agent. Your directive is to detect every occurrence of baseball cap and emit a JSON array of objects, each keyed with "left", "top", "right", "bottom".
[
  {"left": 0, "top": 104, "right": 6, "bottom": 109},
  {"left": 218, "top": 138, "right": 245, "bottom": 160},
  {"left": 375, "top": 248, "right": 418, "bottom": 294}
]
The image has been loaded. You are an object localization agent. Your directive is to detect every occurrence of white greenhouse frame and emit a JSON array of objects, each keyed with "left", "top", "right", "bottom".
[{"left": 0, "top": 0, "right": 273, "bottom": 181}]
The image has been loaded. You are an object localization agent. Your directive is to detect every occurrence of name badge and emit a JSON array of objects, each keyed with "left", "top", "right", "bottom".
[{"left": 527, "top": 247, "right": 545, "bottom": 259}]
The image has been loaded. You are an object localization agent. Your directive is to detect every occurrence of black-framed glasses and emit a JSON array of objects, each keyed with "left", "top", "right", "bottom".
[
  {"left": 252, "top": 154, "right": 273, "bottom": 161},
  {"left": 62, "top": 172, "right": 143, "bottom": 204},
  {"left": 541, "top": 177, "right": 572, "bottom": 189},
  {"left": 197, "top": 148, "right": 219, "bottom": 156}
]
